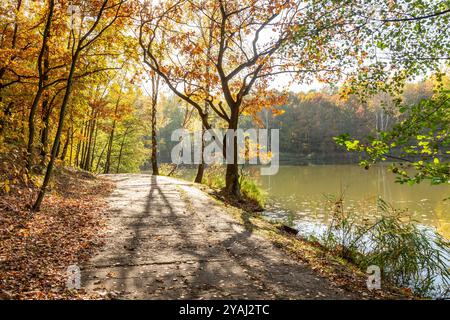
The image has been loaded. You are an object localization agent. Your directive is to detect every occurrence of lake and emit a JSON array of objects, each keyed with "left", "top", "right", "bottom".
[
  {"left": 250, "top": 164, "right": 449, "bottom": 298},
  {"left": 251, "top": 164, "right": 450, "bottom": 239}
]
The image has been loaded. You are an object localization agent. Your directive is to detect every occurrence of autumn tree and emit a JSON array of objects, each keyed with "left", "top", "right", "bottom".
[
  {"left": 0, "top": 1, "right": 40, "bottom": 139},
  {"left": 33, "top": 0, "right": 130, "bottom": 210},
  {"left": 26, "top": 0, "right": 55, "bottom": 170},
  {"left": 139, "top": 0, "right": 331, "bottom": 195},
  {"left": 142, "top": 70, "right": 161, "bottom": 175}
]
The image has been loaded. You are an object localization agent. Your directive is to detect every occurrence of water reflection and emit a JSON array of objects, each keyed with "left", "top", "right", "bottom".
[{"left": 254, "top": 164, "right": 450, "bottom": 239}]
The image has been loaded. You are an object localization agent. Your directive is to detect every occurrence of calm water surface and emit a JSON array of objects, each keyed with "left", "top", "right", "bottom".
[{"left": 253, "top": 164, "right": 450, "bottom": 239}]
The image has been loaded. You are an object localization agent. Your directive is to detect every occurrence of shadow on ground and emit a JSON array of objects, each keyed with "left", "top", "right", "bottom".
[{"left": 82, "top": 174, "right": 357, "bottom": 299}]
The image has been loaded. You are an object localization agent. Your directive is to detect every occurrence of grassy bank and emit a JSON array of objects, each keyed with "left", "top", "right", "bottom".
[{"left": 319, "top": 196, "right": 449, "bottom": 298}]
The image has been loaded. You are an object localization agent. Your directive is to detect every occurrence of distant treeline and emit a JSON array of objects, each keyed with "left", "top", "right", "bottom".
[{"left": 150, "top": 80, "right": 434, "bottom": 166}]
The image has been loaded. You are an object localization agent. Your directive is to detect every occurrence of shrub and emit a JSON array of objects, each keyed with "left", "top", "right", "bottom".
[
  {"left": 203, "top": 164, "right": 226, "bottom": 189},
  {"left": 202, "top": 164, "right": 266, "bottom": 208},
  {"left": 239, "top": 176, "right": 266, "bottom": 208}
]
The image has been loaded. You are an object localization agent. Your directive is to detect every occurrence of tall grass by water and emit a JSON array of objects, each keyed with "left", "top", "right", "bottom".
[{"left": 321, "top": 196, "right": 450, "bottom": 298}]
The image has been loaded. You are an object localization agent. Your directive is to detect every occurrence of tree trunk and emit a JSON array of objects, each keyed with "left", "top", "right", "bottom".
[
  {"left": 83, "top": 110, "right": 96, "bottom": 170},
  {"left": 116, "top": 127, "right": 129, "bottom": 174},
  {"left": 26, "top": 0, "right": 54, "bottom": 170},
  {"left": 104, "top": 119, "right": 116, "bottom": 174},
  {"left": 225, "top": 163, "right": 240, "bottom": 196},
  {"left": 39, "top": 100, "right": 50, "bottom": 162},
  {"left": 224, "top": 111, "right": 240, "bottom": 196},
  {"left": 90, "top": 116, "right": 99, "bottom": 171},
  {"left": 39, "top": 86, "right": 59, "bottom": 165},
  {"left": 104, "top": 89, "right": 122, "bottom": 173},
  {"left": 80, "top": 121, "right": 88, "bottom": 169},
  {"left": 194, "top": 125, "right": 205, "bottom": 183},
  {"left": 151, "top": 130, "right": 159, "bottom": 175},
  {"left": 75, "top": 136, "right": 81, "bottom": 167},
  {"left": 95, "top": 141, "right": 108, "bottom": 173},
  {"left": 33, "top": 48, "right": 80, "bottom": 211},
  {"left": 69, "top": 126, "right": 74, "bottom": 166},
  {"left": 60, "top": 128, "right": 70, "bottom": 161},
  {"left": 195, "top": 163, "right": 205, "bottom": 183},
  {"left": 194, "top": 30, "right": 211, "bottom": 184},
  {"left": 150, "top": 75, "right": 160, "bottom": 175}
]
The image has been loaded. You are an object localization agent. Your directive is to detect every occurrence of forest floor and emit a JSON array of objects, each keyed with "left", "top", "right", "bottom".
[
  {"left": 82, "top": 174, "right": 410, "bottom": 299},
  {"left": 0, "top": 167, "right": 114, "bottom": 299}
]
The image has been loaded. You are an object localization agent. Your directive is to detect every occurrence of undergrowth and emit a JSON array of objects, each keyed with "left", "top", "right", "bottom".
[{"left": 203, "top": 164, "right": 266, "bottom": 209}]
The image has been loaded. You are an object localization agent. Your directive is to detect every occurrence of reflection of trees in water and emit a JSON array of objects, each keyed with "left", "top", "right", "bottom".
[
  {"left": 434, "top": 201, "right": 449, "bottom": 239},
  {"left": 255, "top": 165, "right": 449, "bottom": 234},
  {"left": 376, "top": 165, "right": 392, "bottom": 203}
]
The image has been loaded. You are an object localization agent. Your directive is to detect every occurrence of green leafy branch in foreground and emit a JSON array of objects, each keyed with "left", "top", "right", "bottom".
[{"left": 335, "top": 89, "right": 450, "bottom": 186}]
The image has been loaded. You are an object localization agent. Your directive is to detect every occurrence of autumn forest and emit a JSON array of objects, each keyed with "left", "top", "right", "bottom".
[{"left": 0, "top": 0, "right": 449, "bottom": 303}]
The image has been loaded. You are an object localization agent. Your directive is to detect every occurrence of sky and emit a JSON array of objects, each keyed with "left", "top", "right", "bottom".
[{"left": 270, "top": 74, "right": 324, "bottom": 93}]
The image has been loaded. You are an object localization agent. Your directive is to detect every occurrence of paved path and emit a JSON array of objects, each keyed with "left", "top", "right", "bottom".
[{"left": 82, "top": 174, "right": 355, "bottom": 299}]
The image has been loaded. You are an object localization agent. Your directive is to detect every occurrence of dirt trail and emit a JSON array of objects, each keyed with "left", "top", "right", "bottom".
[{"left": 82, "top": 174, "right": 357, "bottom": 299}]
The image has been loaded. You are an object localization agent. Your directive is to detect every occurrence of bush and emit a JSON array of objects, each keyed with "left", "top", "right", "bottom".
[
  {"left": 202, "top": 164, "right": 266, "bottom": 208},
  {"left": 203, "top": 164, "right": 226, "bottom": 189},
  {"left": 158, "top": 164, "right": 190, "bottom": 179},
  {"left": 239, "top": 177, "right": 266, "bottom": 208}
]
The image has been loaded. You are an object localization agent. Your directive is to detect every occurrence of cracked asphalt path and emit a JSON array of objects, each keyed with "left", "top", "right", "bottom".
[{"left": 82, "top": 174, "right": 356, "bottom": 299}]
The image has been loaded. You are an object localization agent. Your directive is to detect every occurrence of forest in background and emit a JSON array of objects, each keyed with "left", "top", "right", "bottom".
[{"left": 148, "top": 79, "right": 438, "bottom": 166}]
